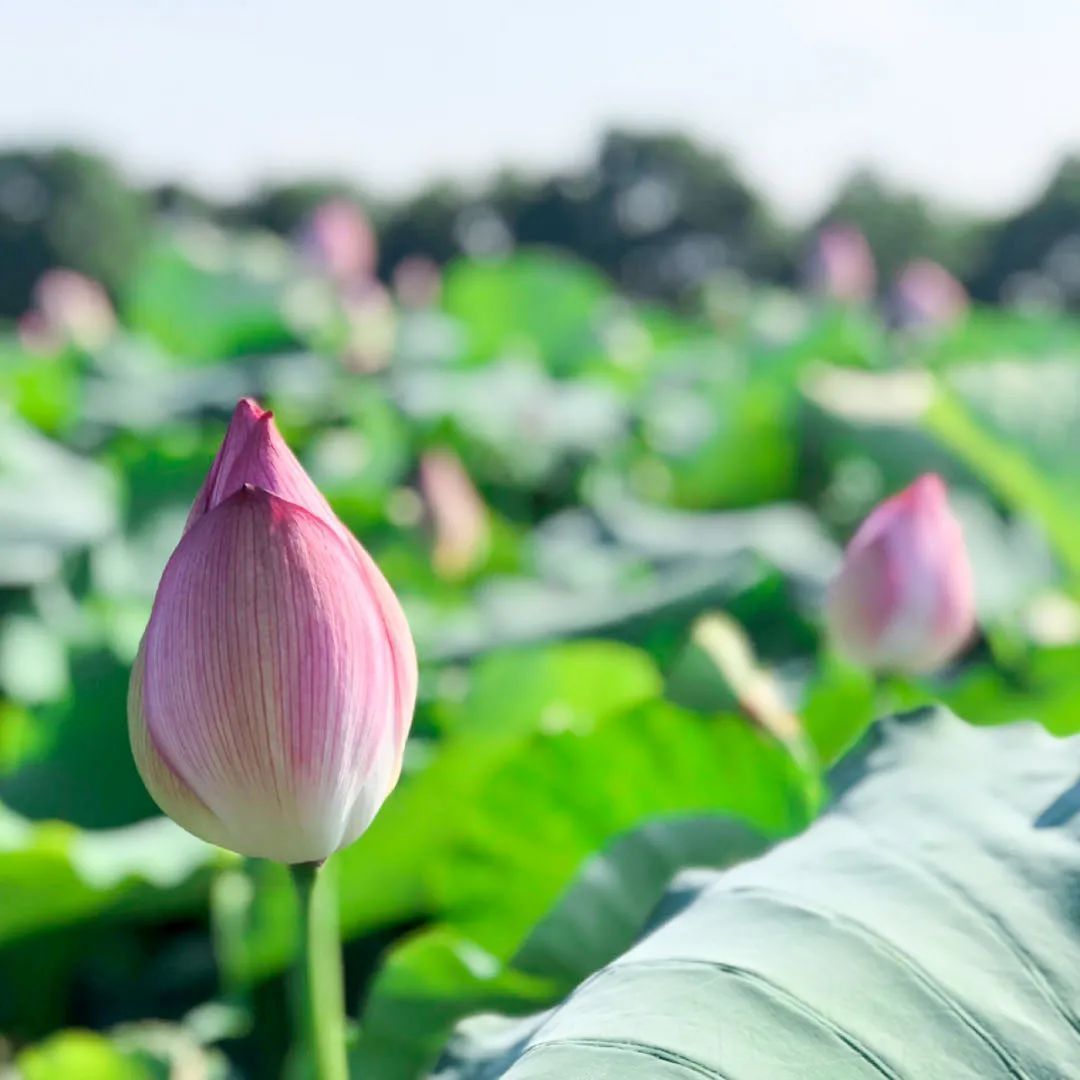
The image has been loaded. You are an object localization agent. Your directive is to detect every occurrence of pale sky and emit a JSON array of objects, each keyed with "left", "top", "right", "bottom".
[{"left": 2, "top": 0, "right": 1078, "bottom": 221}]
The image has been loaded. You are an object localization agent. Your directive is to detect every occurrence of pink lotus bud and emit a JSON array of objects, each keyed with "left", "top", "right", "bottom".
[
  {"left": 17, "top": 309, "right": 63, "bottom": 355},
  {"left": 805, "top": 224, "right": 876, "bottom": 304},
  {"left": 28, "top": 268, "right": 116, "bottom": 352},
  {"left": 418, "top": 449, "right": 490, "bottom": 580},
  {"left": 891, "top": 259, "right": 968, "bottom": 330},
  {"left": 341, "top": 281, "right": 397, "bottom": 372},
  {"left": 129, "top": 399, "right": 417, "bottom": 863},
  {"left": 825, "top": 474, "right": 974, "bottom": 673},
  {"left": 298, "top": 199, "right": 378, "bottom": 284}
]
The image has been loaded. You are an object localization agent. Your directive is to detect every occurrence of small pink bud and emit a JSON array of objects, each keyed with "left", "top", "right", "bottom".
[
  {"left": 298, "top": 199, "right": 378, "bottom": 284},
  {"left": 418, "top": 449, "right": 490, "bottom": 580},
  {"left": 17, "top": 309, "right": 62, "bottom": 355},
  {"left": 341, "top": 281, "right": 396, "bottom": 372},
  {"left": 805, "top": 224, "right": 876, "bottom": 304},
  {"left": 825, "top": 474, "right": 974, "bottom": 673},
  {"left": 891, "top": 259, "right": 968, "bottom": 330},
  {"left": 28, "top": 268, "right": 116, "bottom": 351},
  {"left": 129, "top": 399, "right": 417, "bottom": 863}
]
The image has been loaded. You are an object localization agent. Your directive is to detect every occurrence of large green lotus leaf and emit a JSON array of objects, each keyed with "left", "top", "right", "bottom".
[
  {"left": 587, "top": 474, "right": 840, "bottom": 584},
  {"left": 0, "top": 415, "right": 119, "bottom": 586},
  {"left": 123, "top": 229, "right": 294, "bottom": 361},
  {"left": 15, "top": 1022, "right": 233, "bottom": 1080},
  {"left": 510, "top": 814, "right": 770, "bottom": 986},
  {"left": 799, "top": 652, "right": 877, "bottom": 765},
  {"left": 926, "top": 358, "right": 1080, "bottom": 583},
  {"left": 351, "top": 927, "right": 559, "bottom": 1080},
  {"left": 942, "top": 644, "right": 1080, "bottom": 737},
  {"left": 434, "top": 640, "right": 662, "bottom": 738},
  {"left": 442, "top": 252, "right": 611, "bottom": 376},
  {"left": 0, "top": 810, "right": 217, "bottom": 948},
  {"left": 628, "top": 366, "right": 800, "bottom": 510},
  {"left": 924, "top": 308, "right": 1080, "bottom": 370},
  {"left": 396, "top": 357, "right": 626, "bottom": 489},
  {"left": 436, "top": 708, "right": 1080, "bottom": 1078},
  {"left": 434, "top": 701, "right": 820, "bottom": 961},
  {"left": 15, "top": 1030, "right": 154, "bottom": 1080},
  {"left": 0, "top": 336, "right": 81, "bottom": 435},
  {"left": 353, "top": 819, "right": 769, "bottom": 1080},
  {"left": 1, "top": 647, "right": 159, "bottom": 828},
  {"left": 354, "top": 703, "right": 815, "bottom": 1078},
  {"left": 426, "top": 557, "right": 776, "bottom": 663}
]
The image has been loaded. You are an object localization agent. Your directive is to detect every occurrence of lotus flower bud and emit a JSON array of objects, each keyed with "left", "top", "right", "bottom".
[
  {"left": 22, "top": 268, "right": 116, "bottom": 353},
  {"left": 129, "top": 399, "right": 417, "bottom": 863},
  {"left": 341, "top": 280, "right": 397, "bottom": 372},
  {"left": 825, "top": 474, "right": 974, "bottom": 673},
  {"left": 418, "top": 449, "right": 490, "bottom": 580},
  {"left": 298, "top": 199, "right": 378, "bottom": 284},
  {"left": 805, "top": 224, "right": 876, "bottom": 304},
  {"left": 891, "top": 259, "right": 968, "bottom": 331}
]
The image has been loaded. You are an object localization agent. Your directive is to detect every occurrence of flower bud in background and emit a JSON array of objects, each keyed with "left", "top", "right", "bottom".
[
  {"left": 890, "top": 259, "right": 968, "bottom": 331},
  {"left": 129, "top": 399, "right": 417, "bottom": 864},
  {"left": 297, "top": 199, "right": 378, "bottom": 284},
  {"left": 825, "top": 473, "right": 974, "bottom": 674},
  {"left": 17, "top": 309, "right": 62, "bottom": 356},
  {"left": 341, "top": 280, "right": 397, "bottom": 372},
  {"left": 804, "top": 224, "right": 876, "bottom": 304},
  {"left": 419, "top": 449, "right": 490, "bottom": 580},
  {"left": 20, "top": 268, "right": 116, "bottom": 353}
]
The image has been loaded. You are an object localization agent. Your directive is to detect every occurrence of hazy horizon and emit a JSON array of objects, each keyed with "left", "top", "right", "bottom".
[{"left": 3, "top": 0, "right": 1079, "bottom": 222}]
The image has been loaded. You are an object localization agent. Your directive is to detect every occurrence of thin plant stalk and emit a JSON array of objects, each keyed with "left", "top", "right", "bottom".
[{"left": 290, "top": 860, "right": 349, "bottom": 1080}]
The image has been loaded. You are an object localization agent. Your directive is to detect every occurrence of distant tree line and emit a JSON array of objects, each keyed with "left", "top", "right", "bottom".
[{"left": 1, "top": 130, "right": 1080, "bottom": 317}]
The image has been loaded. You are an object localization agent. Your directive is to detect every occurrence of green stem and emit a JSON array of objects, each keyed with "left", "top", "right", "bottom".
[{"left": 290, "top": 860, "right": 349, "bottom": 1080}]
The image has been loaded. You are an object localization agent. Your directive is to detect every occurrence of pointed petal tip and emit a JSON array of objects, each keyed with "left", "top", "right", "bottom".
[
  {"left": 233, "top": 396, "right": 269, "bottom": 422},
  {"left": 907, "top": 472, "right": 947, "bottom": 502}
]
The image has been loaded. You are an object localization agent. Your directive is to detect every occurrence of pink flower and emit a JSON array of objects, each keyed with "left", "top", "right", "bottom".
[
  {"left": 298, "top": 199, "right": 378, "bottom": 284},
  {"left": 22, "top": 268, "right": 115, "bottom": 353},
  {"left": 891, "top": 259, "right": 968, "bottom": 330},
  {"left": 805, "top": 224, "right": 876, "bottom": 304},
  {"left": 825, "top": 474, "right": 974, "bottom": 673},
  {"left": 340, "top": 280, "right": 397, "bottom": 372},
  {"left": 419, "top": 449, "right": 490, "bottom": 580},
  {"left": 129, "top": 399, "right": 417, "bottom": 863}
]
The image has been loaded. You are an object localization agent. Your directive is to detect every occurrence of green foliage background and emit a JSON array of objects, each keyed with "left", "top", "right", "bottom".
[
  {"left": 5, "top": 129, "right": 1080, "bottom": 316},
  {"left": 2, "top": 182, "right": 1080, "bottom": 1077}
]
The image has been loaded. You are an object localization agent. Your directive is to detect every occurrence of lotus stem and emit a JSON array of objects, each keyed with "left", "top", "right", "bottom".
[{"left": 290, "top": 860, "right": 348, "bottom": 1080}]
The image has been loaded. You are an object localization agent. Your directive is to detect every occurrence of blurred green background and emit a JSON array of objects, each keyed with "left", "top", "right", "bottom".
[
  {"left": 5, "top": 19, "right": 1080, "bottom": 1075},
  {"left": 4, "top": 133, "right": 1080, "bottom": 1076}
]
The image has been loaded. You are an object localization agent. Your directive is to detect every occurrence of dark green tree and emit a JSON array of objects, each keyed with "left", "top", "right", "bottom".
[
  {"left": 0, "top": 147, "right": 150, "bottom": 316},
  {"left": 969, "top": 156, "right": 1080, "bottom": 302}
]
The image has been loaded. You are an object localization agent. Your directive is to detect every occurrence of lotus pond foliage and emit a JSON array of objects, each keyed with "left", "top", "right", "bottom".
[{"left": 2, "top": 207, "right": 1080, "bottom": 1078}]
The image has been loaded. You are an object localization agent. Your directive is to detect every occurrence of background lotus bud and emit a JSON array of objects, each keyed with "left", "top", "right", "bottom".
[
  {"left": 419, "top": 449, "right": 490, "bottom": 580},
  {"left": 297, "top": 199, "right": 378, "bottom": 284},
  {"left": 129, "top": 399, "right": 417, "bottom": 864},
  {"left": 23, "top": 268, "right": 116, "bottom": 353},
  {"left": 825, "top": 474, "right": 974, "bottom": 674},
  {"left": 17, "top": 309, "right": 62, "bottom": 355},
  {"left": 341, "top": 281, "right": 397, "bottom": 373},
  {"left": 890, "top": 259, "right": 968, "bottom": 331},
  {"left": 804, "top": 224, "right": 876, "bottom": 304}
]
